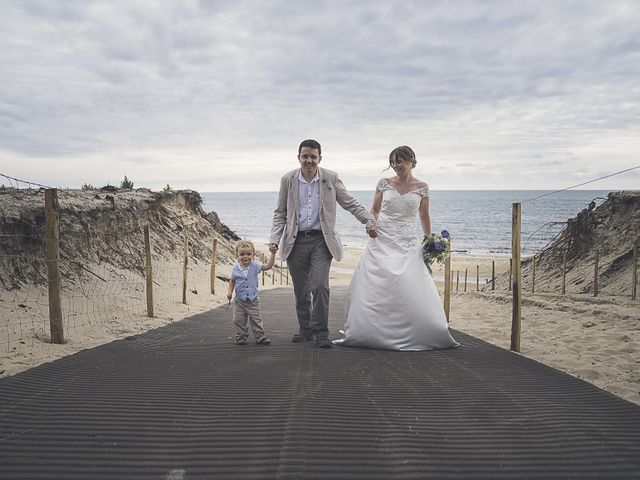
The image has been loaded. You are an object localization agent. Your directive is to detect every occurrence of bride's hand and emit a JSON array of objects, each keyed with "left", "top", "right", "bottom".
[{"left": 366, "top": 224, "right": 378, "bottom": 238}]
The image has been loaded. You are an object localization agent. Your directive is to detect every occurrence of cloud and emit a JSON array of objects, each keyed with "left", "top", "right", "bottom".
[{"left": 0, "top": 0, "right": 639, "bottom": 191}]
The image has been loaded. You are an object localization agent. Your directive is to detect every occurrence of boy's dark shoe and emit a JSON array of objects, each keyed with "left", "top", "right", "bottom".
[
  {"left": 236, "top": 338, "right": 247, "bottom": 345},
  {"left": 257, "top": 337, "right": 271, "bottom": 345},
  {"left": 292, "top": 333, "right": 314, "bottom": 343},
  {"left": 317, "top": 338, "right": 333, "bottom": 349}
]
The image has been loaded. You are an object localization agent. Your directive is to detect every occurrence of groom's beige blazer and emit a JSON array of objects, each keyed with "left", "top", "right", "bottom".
[{"left": 270, "top": 167, "right": 372, "bottom": 262}]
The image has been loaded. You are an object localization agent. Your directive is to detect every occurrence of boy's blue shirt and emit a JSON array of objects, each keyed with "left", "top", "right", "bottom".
[{"left": 231, "top": 261, "right": 262, "bottom": 301}]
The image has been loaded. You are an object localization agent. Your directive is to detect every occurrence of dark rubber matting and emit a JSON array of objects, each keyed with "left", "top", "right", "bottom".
[{"left": 1, "top": 287, "right": 639, "bottom": 479}]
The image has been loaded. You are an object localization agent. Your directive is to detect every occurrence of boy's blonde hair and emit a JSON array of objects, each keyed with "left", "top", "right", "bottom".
[{"left": 235, "top": 240, "right": 256, "bottom": 255}]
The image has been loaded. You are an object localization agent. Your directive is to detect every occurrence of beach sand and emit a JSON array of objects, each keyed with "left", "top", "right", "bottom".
[{"left": 2, "top": 247, "right": 638, "bottom": 406}]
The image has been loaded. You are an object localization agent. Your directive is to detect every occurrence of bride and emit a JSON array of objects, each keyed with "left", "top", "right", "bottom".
[{"left": 336, "top": 146, "right": 459, "bottom": 351}]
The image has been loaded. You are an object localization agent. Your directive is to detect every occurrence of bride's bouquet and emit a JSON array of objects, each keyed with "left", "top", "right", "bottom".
[{"left": 421, "top": 229, "right": 451, "bottom": 269}]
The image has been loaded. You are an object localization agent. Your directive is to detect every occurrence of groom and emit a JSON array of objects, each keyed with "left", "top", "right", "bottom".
[{"left": 269, "top": 139, "right": 375, "bottom": 348}]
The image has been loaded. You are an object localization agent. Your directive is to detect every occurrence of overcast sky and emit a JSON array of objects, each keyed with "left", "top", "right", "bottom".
[{"left": 1, "top": 0, "right": 639, "bottom": 192}]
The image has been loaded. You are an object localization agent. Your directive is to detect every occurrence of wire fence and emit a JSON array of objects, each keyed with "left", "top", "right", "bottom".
[
  {"left": 445, "top": 246, "right": 638, "bottom": 298},
  {"left": 1, "top": 172, "right": 637, "bottom": 367},
  {"left": 0, "top": 186, "right": 290, "bottom": 358}
]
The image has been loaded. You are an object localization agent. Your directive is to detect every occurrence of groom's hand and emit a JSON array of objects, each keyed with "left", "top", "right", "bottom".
[{"left": 269, "top": 243, "right": 279, "bottom": 253}]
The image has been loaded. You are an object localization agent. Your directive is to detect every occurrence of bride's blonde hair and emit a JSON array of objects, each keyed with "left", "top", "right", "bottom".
[{"left": 389, "top": 146, "right": 417, "bottom": 168}]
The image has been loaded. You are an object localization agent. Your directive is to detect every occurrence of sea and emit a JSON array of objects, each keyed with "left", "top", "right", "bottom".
[{"left": 201, "top": 190, "right": 612, "bottom": 257}]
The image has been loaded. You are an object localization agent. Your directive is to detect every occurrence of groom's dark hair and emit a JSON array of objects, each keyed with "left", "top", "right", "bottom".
[{"left": 298, "top": 139, "right": 321, "bottom": 155}]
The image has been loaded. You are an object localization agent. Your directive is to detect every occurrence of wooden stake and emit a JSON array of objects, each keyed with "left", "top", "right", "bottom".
[
  {"left": 44, "top": 189, "right": 64, "bottom": 344},
  {"left": 464, "top": 268, "right": 468, "bottom": 292},
  {"left": 456, "top": 270, "right": 459, "bottom": 292},
  {"left": 511, "top": 202, "right": 522, "bottom": 352},
  {"left": 508, "top": 258, "right": 512, "bottom": 291},
  {"left": 476, "top": 265, "right": 479, "bottom": 291},
  {"left": 444, "top": 251, "right": 451, "bottom": 322},
  {"left": 182, "top": 235, "right": 188, "bottom": 304},
  {"left": 144, "top": 225, "right": 154, "bottom": 318},
  {"left": 491, "top": 260, "right": 496, "bottom": 291},
  {"left": 280, "top": 260, "right": 283, "bottom": 284},
  {"left": 210, "top": 238, "right": 218, "bottom": 294},
  {"left": 262, "top": 269, "right": 265, "bottom": 286},
  {"left": 593, "top": 249, "right": 599, "bottom": 297}
]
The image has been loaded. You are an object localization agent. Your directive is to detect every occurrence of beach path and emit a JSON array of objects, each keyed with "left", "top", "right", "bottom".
[{"left": 1, "top": 287, "right": 639, "bottom": 479}]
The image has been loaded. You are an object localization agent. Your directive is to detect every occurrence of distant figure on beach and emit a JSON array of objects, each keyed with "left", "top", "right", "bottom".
[
  {"left": 336, "top": 146, "right": 459, "bottom": 350},
  {"left": 227, "top": 240, "right": 274, "bottom": 346},
  {"left": 269, "top": 139, "right": 375, "bottom": 348}
]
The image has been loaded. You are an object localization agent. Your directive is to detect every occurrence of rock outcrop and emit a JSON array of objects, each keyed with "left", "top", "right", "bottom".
[{"left": 0, "top": 188, "right": 240, "bottom": 290}]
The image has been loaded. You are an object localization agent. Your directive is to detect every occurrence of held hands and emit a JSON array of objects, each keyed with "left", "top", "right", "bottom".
[
  {"left": 227, "top": 292, "right": 232, "bottom": 300},
  {"left": 366, "top": 220, "right": 378, "bottom": 238},
  {"left": 268, "top": 243, "right": 279, "bottom": 253}
]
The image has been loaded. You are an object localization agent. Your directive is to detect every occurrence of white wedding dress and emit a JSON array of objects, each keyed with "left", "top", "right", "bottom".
[{"left": 337, "top": 178, "right": 459, "bottom": 351}]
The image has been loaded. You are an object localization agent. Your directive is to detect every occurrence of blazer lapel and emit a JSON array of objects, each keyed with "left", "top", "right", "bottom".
[
  {"left": 318, "top": 168, "right": 331, "bottom": 212},
  {"left": 290, "top": 171, "right": 299, "bottom": 223}
]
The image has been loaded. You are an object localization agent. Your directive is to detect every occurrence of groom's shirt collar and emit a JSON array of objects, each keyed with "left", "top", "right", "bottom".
[{"left": 297, "top": 170, "right": 321, "bottom": 232}]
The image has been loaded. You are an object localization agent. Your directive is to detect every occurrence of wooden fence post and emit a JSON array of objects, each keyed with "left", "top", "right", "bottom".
[
  {"left": 456, "top": 270, "right": 459, "bottom": 292},
  {"left": 464, "top": 268, "right": 468, "bottom": 292},
  {"left": 144, "top": 225, "right": 154, "bottom": 318},
  {"left": 280, "top": 260, "right": 283, "bottom": 284},
  {"left": 511, "top": 202, "right": 522, "bottom": 352},
  {"left": 182, "top": 235, "right": 188, "bottom": 304},
  {"left": 44, "top": 189, "right": 64, "bottom": 344},
  {"left": 262, "top": 269, "right": 265, "bottom": 286},
  {"left": 531, "top": 255, "right": 536, "bottom": 293},
  {"left": 508, "top": 259, "right": 512, "bottom": 291},
  {"left": 444, "top": 247, "right": 451, "bottom": 322},
  {"left": 476, "top": 265, "right": 479, "bottom": 291},
  {"left": 593, "top": 249, "right": 599, "bottom": 297},
  {"left": 210, "top": 238, "right": 218, "bottom": 294},
  {"left": 562, "top": 251, "right": 567, "bottom": 295},
  {"left": 491, "top": 260, "right": 496, "bottom": 291},
  {"left": 633, "top": 243, "right": 637, "bottom": 301}
]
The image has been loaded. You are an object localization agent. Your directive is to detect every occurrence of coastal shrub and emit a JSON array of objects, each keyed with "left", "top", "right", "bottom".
[
  {"left": 120, "top": 176, "right": 134, "bottom": 189},
  {"left": 163, "top": 184, "right": 173, "bottom": 193}
]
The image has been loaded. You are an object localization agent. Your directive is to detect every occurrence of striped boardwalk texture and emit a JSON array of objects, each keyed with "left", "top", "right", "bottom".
[{"left": 1, "top": 287, "right": 639, "bottom": 479}]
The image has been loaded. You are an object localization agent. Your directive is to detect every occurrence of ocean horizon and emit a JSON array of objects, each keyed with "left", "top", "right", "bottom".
[{"left": 202, "top": 190, "right": 614, "bottom": 256}]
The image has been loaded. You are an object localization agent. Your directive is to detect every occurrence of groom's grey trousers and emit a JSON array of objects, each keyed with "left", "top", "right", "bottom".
[{"left": 287, "top": 231, "right": 333, "bottom": 340}]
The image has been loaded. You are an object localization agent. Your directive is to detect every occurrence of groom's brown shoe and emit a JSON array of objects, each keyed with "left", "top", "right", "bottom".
[
  {"left": 317, "top": 338, "right": 333, "bottom": 349},
  {"left": 292, "top": 333, "right": 314, "bottom": 343}
]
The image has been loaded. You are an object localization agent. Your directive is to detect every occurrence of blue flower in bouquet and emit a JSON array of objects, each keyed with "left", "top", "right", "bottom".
[{"left": 421, "top": 231, "right": 451, "bottom": 268}]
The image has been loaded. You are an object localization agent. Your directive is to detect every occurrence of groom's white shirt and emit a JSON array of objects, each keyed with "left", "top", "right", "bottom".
[{"left": 297, "top": 170, "right": 321, "bottom": 232}]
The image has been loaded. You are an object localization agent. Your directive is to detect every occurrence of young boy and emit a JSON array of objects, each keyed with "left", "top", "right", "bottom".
[{"left": 227, "top": 240, "right": 275, "bottom": 345}]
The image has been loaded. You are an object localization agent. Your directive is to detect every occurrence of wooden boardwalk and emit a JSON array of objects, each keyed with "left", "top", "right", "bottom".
[{"left": 1, "top": 287, "right": 639, "bottom": 479}]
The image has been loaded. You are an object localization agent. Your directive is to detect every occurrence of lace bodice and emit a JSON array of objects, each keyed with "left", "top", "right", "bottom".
[{"left": 375, "top": 178, "right": 429, "bottom": 250}]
